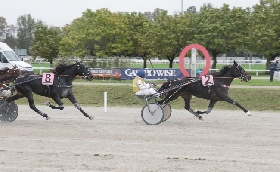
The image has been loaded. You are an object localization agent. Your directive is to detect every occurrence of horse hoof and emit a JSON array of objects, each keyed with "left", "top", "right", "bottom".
[
  {"left": 46, "top": 116, "right": 51, "bottom": 120},
  {"left": 199, "top": 116, "right": 203, "bottom": 121},
  {"left": 44, "top": 102, "right": 50, "bottom": 106},
  {"left": 246, "top": 111, "right": 252, "bottom": 116},
  {"left": 89, "top": 116, "right": 94, "bottom": 120}
]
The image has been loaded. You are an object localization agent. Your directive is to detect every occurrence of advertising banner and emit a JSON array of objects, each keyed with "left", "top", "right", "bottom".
[{"left": 120, "top": 68, "right": 191, "bottom": 80}]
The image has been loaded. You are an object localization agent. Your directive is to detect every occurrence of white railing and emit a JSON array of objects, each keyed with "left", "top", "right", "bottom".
[
  {"left": 32, "top": 67, "right": 53, "bottom": 74},
  {"left": 32, "top": 67, "right": 269, "bottom": 76},
  {"left": 130, "top": 59, "right": 267, "bottom": 64},
  {"left": 209, "top": 69, "right": 269, "bottom": 76}
]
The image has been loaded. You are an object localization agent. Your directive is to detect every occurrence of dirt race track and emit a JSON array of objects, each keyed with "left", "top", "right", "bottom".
[{"left": 0, "top": 105, "right": 280, "bottom": 172}]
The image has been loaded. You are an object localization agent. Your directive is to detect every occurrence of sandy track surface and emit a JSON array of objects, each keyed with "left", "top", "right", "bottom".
[{"left": 0, "top": 105, "right": 280, "bottom": 172}]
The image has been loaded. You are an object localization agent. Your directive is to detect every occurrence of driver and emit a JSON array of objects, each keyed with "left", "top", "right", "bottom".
[
  {"left": 0, "top": 89, "right": 12, "bottom": 98},
  {"left": 133, "top": 69, "right": 160, "bottom": 97}
]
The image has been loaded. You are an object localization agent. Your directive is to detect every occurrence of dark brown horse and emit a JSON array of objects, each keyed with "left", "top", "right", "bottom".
[
  {"left": 157, "top": 60, "right": 252, "bottom": 120},
  {"left": 1, "top": 62, "right": 94, "bottom": 120}
]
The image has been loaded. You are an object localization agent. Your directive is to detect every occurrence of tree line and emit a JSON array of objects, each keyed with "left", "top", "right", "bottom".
[{"left": 0, "top": 0, "right": 279, "bottom": 69}]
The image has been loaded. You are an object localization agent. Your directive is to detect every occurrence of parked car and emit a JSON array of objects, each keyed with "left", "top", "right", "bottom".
[{"left": 0, "top": 42, "right": 34, "bottom": 74}]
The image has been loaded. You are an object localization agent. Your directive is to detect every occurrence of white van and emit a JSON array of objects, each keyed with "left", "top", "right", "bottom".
[{"left": 0, "top": 42, "right": 34, "bottom": 74}]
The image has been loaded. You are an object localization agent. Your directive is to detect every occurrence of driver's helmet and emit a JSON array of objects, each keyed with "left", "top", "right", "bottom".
[{"left": 136, "top": 69, "right": 145, "bottom": 78}]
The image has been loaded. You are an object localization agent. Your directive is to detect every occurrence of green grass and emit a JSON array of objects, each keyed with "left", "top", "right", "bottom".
[
  {"left": 131, "top": 63, "right": 266, "bottom": 70},
  {"left": 73, "top": 78, "right": 280, "bottom": 86},
  {"left": 13, "top": 85, "right": 280, "bottom": 111},
  {"left": 31, "top": 62, "right": 267, "bottom": 70},
  {"left": 231, "top": 78, "right": 280, "bottom": 86}
]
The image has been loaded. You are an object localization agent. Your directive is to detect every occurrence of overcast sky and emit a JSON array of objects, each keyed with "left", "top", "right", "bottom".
[{"left": 0, "top": 0, "right": 260, "bottom": 27}]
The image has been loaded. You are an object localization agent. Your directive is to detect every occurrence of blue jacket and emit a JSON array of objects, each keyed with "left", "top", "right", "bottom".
[
  {"left": 270, "top": 63, "right": 276, "bottom": 72},
  {"left": 275, "top": 62, "right": 280, "bottom": 71}
]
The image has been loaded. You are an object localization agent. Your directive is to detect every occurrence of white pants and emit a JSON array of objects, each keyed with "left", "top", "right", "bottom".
[
  {"left": 0, "top": 90, "right": 12, "bottom": 98},
  {"left": 135, "top": 88, "right": 157, "bottom": 96},
  {"left": 274, "top": 71, "right": 280, "bottom": 81}
]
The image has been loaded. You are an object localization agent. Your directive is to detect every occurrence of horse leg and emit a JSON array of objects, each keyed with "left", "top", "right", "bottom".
[
  {"left": 66, "top": 93, "right": 94, "bottom": 120},
  {"left": 182, "top": 96, "right": 203, "bottom": 120},
  {"left": 196, "top": 100, "right": 217, "bottom": 115},
  {"left": 1, "top": 92, "right": 51, "bottom": 120},
  {"left": 45, "top": 96, "right": 64, "bottom": 110},
  {"left": 45, "top": 101, "right": 64, "bottom": 110},
  {"left": 26, "top": 93, "right": 51, "bottom": 120},
  {"left": 224, "top": 97, "right": 252, "bottom": 116}
]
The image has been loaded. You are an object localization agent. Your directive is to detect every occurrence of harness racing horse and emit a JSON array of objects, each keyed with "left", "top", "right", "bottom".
[
  {"left": 157, "top": 60, "right": 251, "bottom": 121},
  {"left": 0, "top": 62, "right": 94, "bottom": 120}
]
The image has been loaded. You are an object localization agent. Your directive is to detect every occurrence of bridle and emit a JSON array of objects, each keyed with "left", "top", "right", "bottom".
[
  {"left": 235, "top": 64, "right": 250, "bottom": 82},
  {"left": 209, "top": 64, "right": 250, "bottom": 82},
  {"left": 76, "top": 62, "right": 92, "bottom": 80}
]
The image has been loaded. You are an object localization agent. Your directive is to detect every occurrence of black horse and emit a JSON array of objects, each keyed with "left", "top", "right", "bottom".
[
  {"left": 157, "top": 60, "right": 252, "bottom": 120},
  {"left": 0, "top": 62, "right": 94, "bottom": 120}
]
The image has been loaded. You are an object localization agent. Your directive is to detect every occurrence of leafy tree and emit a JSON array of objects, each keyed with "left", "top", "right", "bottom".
[
  {"left": 0, "top": 17, "right": 17, "bottom": 48},
  {"left": 194, "top": 4, "right": 250, "bottom": 68},
  {"left": 152, "top": 10, "right": 188, "bottom": 68},
  {"left": 60, "top": 9, "right": 129, "bottom": 59},
  {"left": 16, "top": 14, "right": 36, "bottom": 55},
  {"left": 0, "top": 17, "right": 7, "bottom": 41},
  {"left": 60, "top": 9, "right": 156, "bottom": 68},
  {"left": 30, "top": 23, "right": 62, "bottom": 66},
  {"left": 4, "top": 24, "right": 17, "bottom": 48},
  {"left": 186, "top": 6, "right": 197, "bottom": 14},
  {"left": 124, "top": 12, "right": 155, "bottom": 68},
  {"left": 250, "top": 0, "right": 280, "bottom": 69}
]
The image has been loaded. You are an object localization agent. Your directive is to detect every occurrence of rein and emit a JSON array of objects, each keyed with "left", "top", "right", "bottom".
[
  {"left": 159, "top": 78, "right": 197, "bottom": 103},
  {"left": 10, "top": 75, "right": 74, "bottom": 88},
  {"left": 212, "top": 76, "right": 234, "bottom": 78},
  {"left": 28, "top": 74, "right": 71, "bottom": 77}
]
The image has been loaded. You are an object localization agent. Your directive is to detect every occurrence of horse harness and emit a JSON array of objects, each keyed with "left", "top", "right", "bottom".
[
  {"left": 160, "top": 78, "right": 198, "bottom": 104},
  {"left": 202, "top": 64, "right": 248, "bottom": 99},
  {"left": 10, "top": 74, "right": 73, "bottom": 97}
]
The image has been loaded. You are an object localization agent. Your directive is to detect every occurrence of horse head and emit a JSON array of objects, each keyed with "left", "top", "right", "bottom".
[
  {"left": 75, "top": 62, "right": 94, "bottom": 81},
  {"left": 8, "top": 65, "right": 22, "bottom": 76},
  {"left": 233, "top": 60, "right": 251, "bottom": 82}
]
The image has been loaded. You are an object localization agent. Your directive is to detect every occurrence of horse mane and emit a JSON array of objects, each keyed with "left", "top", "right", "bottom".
[
  {"left": 52, "top": 63, "right": 76, "bottom": 74},
  {"left": 210, "top": 65, "right": 231, "bottom": 77}
]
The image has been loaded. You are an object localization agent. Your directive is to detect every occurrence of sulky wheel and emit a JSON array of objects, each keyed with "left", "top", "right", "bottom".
[
  {"left": 161, "top": 103, "right": 172, "bottom": 122},
  {"left": 141, "top": 103, "right": 164, "bottom": 125},
  {"left": 0, "top": 99, "right": 18, "bottom": 122}
]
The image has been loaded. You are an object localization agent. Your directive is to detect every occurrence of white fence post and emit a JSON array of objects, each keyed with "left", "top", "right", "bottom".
[
  {"left": 191, "top": 48, "right": 197, "bottom": 77},
  {"left": 104, "top": 92, "right": 107, "bottom": 112}
]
